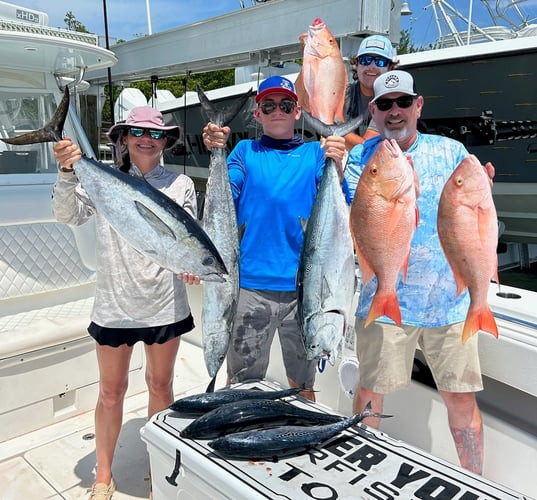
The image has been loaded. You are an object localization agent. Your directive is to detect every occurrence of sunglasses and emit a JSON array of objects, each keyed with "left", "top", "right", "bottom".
[
  {"left": 129, "top": 127, "right": 166, "bottom": 140},
  {"left": 259, "top": 99, "right": 296, "bottom": 115},
  {"left": 374, "top": 95, "right": 416, "bottom": 112},
  {"left": 358, "top": 55, "right": 390, "bottom": 68}
]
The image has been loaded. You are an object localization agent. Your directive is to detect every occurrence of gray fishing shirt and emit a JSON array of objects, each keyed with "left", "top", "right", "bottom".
[{"left": 52, "top": 163, "right": 197, "bottom": 328}]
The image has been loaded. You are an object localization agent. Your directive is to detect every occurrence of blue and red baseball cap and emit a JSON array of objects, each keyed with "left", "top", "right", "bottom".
[{"left": 255, "top": 75, "right": 298, "bottom": 103}]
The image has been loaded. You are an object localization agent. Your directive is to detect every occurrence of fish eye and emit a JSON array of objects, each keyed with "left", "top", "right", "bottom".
[
  {"left": 455, "top": 176, "right": 464, "bottom": 186},
  {"left": 202, "top": 256, "right": 215, "bottom": 266}
]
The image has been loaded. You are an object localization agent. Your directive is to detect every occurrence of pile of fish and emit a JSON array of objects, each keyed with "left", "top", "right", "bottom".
[{"left": 170, "top": 387, "right": 387, "bottom": 461}]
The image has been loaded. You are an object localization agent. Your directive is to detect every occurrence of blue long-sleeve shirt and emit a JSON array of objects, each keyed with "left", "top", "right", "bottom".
[{"left": 227, "top": 136, "right": 326, "bottom": 291}]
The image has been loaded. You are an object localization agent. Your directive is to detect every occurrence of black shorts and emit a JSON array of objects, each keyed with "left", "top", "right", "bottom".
[{"left": 88, "top": 314, "right": 194, "bottom": 347}]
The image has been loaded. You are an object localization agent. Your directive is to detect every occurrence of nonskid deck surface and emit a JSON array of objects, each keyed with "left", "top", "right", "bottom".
[{"left": 0, "top": 342, "right": 226, "bottom": 499}]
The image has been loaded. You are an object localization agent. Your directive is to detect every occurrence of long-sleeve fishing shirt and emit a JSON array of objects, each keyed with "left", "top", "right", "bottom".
[
  {"left": 227, "top": 135, "right": 326, "bottom": 291},
  {"left": 345, "top": 133, "right": 471, "bottom": 327},
  {"left": 52, "top": 164, "right": 197, "bottom": 328}
]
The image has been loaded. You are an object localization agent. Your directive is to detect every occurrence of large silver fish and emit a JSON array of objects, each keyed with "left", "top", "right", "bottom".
[
  {"left": 169, "top": 386, "right": 303, "bottom": 414},
  {"left": 296, "top": 112, "right": 359, "bottom": 364},
  {"left": 0, "top": 87, "right": 227, "bottom": 282},
  {"left": 180, "top": 398, "right": 343, "bottom": 439},
  {"left": 208, "top": 402, "right": 389, "bottom": 460},
  {"left": 197, "top": 86, "right": 252, "bottom": 387}
]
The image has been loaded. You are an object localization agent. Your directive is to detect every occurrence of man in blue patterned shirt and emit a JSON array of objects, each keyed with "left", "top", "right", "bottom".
[{"left": 346, "top": 70, "right": 495, "bottom": 474}]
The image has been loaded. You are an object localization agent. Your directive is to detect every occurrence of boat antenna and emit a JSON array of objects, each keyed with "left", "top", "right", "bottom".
[{"left": 102, "top": 0, "right": 115, "bottom": 124}]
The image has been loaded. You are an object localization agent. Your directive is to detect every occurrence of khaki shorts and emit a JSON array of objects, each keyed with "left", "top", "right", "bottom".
[
  {"left": 355, "top": 319, "right": 483, "bottom": 394},
  {"left": 226, "top": 288, "right": 316, "bottom": 388}
]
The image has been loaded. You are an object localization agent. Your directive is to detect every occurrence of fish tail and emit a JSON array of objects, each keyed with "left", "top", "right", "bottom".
[
  {"left": 364, "top": 291, "right": 402, "bottom": 328},
  {"left": 197, "top": 85, "right": 254, "bottom": 127},
  {"left": 301, "top": 110, "right": 363, "bottom": 138},
  {"left": 462, "top": 306, "right": 499, "bottom": 344},
  {"left": 0, "top": 86, "right": 69, "bottom": 146}
]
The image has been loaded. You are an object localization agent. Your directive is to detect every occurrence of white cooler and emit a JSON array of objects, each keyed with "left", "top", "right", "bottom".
[{"left": 141, "top": 381, "right": 527, "bottom": 500}]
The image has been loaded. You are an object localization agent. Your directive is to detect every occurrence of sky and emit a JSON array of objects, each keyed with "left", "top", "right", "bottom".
[{"left": 7, "top": 0, "right": 537, "bottom": 46}]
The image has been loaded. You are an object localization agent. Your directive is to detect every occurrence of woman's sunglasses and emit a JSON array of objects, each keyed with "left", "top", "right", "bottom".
[
  {"left": 374, "top": 95, "right": 416, "bottom": 112},
  {"left": 259, "top": 99, "right": 296, "bottom": 115},
  {"left": 129, "top": 127, "right": 166, "bottom": 140},
  {"left": 358, "top": 55, "right": 390, "bottom": 68}
]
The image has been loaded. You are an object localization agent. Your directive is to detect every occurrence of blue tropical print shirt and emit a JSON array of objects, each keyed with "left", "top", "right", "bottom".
[{"left": 345, "top": 133, "right": 471, "bottom": 327}]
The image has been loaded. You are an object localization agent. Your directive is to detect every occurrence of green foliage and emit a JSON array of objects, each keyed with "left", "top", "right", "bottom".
[
  {"left": 397, "top": 29, "right": 420, "bottom": 54},
  {"left": 100, "top": 70, "right": 235, "bottom": 122},
  {"left": 64, "top": 11, "right": 90, "bottom": 33}
]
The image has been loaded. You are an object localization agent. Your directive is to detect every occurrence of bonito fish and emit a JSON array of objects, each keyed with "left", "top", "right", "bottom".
[
  {"left": 208, "top": 402, "right": 389, "bottom": 461},
  {"left": 180, "top": 398, "right": 343, "bottom": 439},
  {"left": 169, "top": 387, "right": 303, "bottom": 414},
  {"left": 297, "top": 113, "right": 360, "bottom": 364},
  {"left": 438, "top": 155, "right": 499, "bottom": 343},
  {"left": 350, "top": 139, "right": 419, "bottom": 327},
  {"left": 197, "top": 87, "right": 252, "bottom": 387},
  {"left": 295, "top": 18, "right": 347, "bottom": 125},
  {"left": 1, "top": 87, "right": 227, "bottom": 282}
]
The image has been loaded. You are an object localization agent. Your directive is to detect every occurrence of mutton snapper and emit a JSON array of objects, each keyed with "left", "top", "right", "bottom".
[
  {"left": 197, "top": 86, "right": 252, "bottom": 388},
  {"left": 297, "top": 113, "right": 361, "bottom": 364},
  {"left": 169, "top": 387, "right": 304, "bottom": 414},
  {"left": 0, "top": 87, "right": 227, "bottom": 282},
  {"left": 208, "top": 402, "right": 389, "bottom": 461},
  {"left": 295, "top": 17, "right": 347, "bottom": 125},
  {"left": 180, "top": 398, "right": 343, "bottom": 439},
  {"left": 350, "top": 139, "right": 420, "bottom": 327},
  {"left": 438, "top": 155, "right": 499, "bottom": 343}
]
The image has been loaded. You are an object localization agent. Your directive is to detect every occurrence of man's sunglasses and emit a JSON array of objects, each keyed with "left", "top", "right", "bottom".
[
  {"left": 129, "top": 127, "right": 166, "bottom": 140},
  {"left": 374, "top": 95, "right": 416, "bottom": 112},
  {"left": 259, "top": 99, "right": 296, "bottom": 115},
  {"left": 358, "top": 55, "right": 390, "bottom": 68}
]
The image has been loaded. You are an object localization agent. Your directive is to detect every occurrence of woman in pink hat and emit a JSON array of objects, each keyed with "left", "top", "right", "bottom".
[{"left": 52, "top": 106, "right": 197, "bottom": 499}]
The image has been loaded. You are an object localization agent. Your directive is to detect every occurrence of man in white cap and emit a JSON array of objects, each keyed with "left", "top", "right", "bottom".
[
  {"left": 344, "top": 34, "right": 398, "bottom": 150},
  {"left": 345, "top": 70, "right": 496, "bottom": 475}
]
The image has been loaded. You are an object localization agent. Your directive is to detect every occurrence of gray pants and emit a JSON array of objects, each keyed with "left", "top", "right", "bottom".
[{"left": 226, "top": 288, "right": 316, "bottom": 388}]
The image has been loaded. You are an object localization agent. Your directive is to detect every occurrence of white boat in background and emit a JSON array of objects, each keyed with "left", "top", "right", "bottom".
[{"left": 0, "top": 1, "right": 536, "bottom": 498}]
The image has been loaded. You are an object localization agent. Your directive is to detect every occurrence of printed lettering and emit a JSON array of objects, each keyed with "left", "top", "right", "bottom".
[
  {"left": 391, "top": 462, "right": 430, "bottom": 488},
  {"left": 414, "top": 477, "right": 461, "bottom": 499},
  {"left": 346, "top": 444, "right": 388, "bottom": 471},
  {"left": 324, "top": 459, "right": 356, "bottom": 474},
  {"left": 325, "top": 435, "right": 362, "bottom": 457},
  {"left": 349, "top": 472, "right": 367, "bottom": 485},
  {"left": 301, "top": 482, "right": 338, "bottom": 500},
  {"left": 308, "top": 448, "right": 330, "bottom": 464},
  {"left": 278, "top": 463, "right": 313, "bottom": 482},
  {"left": 364, "top": 481, "right": 400, "bottom": 500},
  {"left": 458, "top": 493, "right": 479, "bottom": 500}
]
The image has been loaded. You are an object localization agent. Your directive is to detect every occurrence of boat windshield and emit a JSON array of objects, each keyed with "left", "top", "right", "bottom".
[{"left": 0, "top": 91, "right": 59, "bottom": 175}]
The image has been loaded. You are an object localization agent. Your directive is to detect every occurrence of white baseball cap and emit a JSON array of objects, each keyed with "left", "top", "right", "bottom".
[{"left": 372, "top": 70, "right": 417, "bottom": 102}]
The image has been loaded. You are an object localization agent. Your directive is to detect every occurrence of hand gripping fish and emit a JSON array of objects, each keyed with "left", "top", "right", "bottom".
[
  {"left": 197, "top": 86, "right": 253, "bottom": 391},
  {"left": 295, "top": 18, "right": 347, "bottom": 125},
  {"left": 0, "top": 87, "right": 227, "bottom": 282},
  {"left": 180, "top": 398, "right": 343, "bottom": 439},
  {"left": 350, "top": 139, "right": 420, "bottom": 327},
  {"left": 208, "top": 401, "right": 390, "bottom": 461},
  {"left": 297, "top": 112, "right": 362, "bottom": 364},
  {"left": 438, "top": 155, "right": 499, "bottom": 343}
]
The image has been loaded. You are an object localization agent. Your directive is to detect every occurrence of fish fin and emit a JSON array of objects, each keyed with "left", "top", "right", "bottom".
[
  {"left": 354, "top": 245, "right": 375, "bottom": 285},
  {"left": 205, "top": 374, "right": 217, "bottom": 393},
  {"left": 134, "top": 201, "right": 176, "bottom": 240},
  {"left": 1, "top": 86, "right": 69, "bottom": 145},
  {"left": 462, "top": 306, "right": 498, "bottom": 344},
  {"left": 294, "top": 69, "right": 311, "bottom": 113},
  {"left": 365, "top": 290, "right": 401, "bottom": 328},
  {"left": 197, "top": 85, "right": 254, "bottom": 127},
  {"left": 299, "top": 216, "right": 308, "bottom": 233}
]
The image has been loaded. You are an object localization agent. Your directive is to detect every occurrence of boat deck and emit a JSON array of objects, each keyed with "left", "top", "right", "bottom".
[{"left": 0, "top": 341, "right": 227, "bottom": 499}]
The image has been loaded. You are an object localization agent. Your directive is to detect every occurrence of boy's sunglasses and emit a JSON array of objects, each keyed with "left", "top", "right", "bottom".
[
  {"left": 374, "top": 95, "right": 416, "bottom": 112},
  {"left": 129, "top": 127, "right": 166, "bottom": 140},
  {"left": 259, "top": 99, "right": 296, "bottom": 115},
  {"left": 358, "top": 55, "right": 390, "bottom": 68}
]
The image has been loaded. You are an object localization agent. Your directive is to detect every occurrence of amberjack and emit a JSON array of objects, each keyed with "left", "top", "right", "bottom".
[
  {"left": 0, "top": 87, "right": 228, "bottom": 282},
  {"left": 197, "top": 86, "right": 252, "bottom": 390}
]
